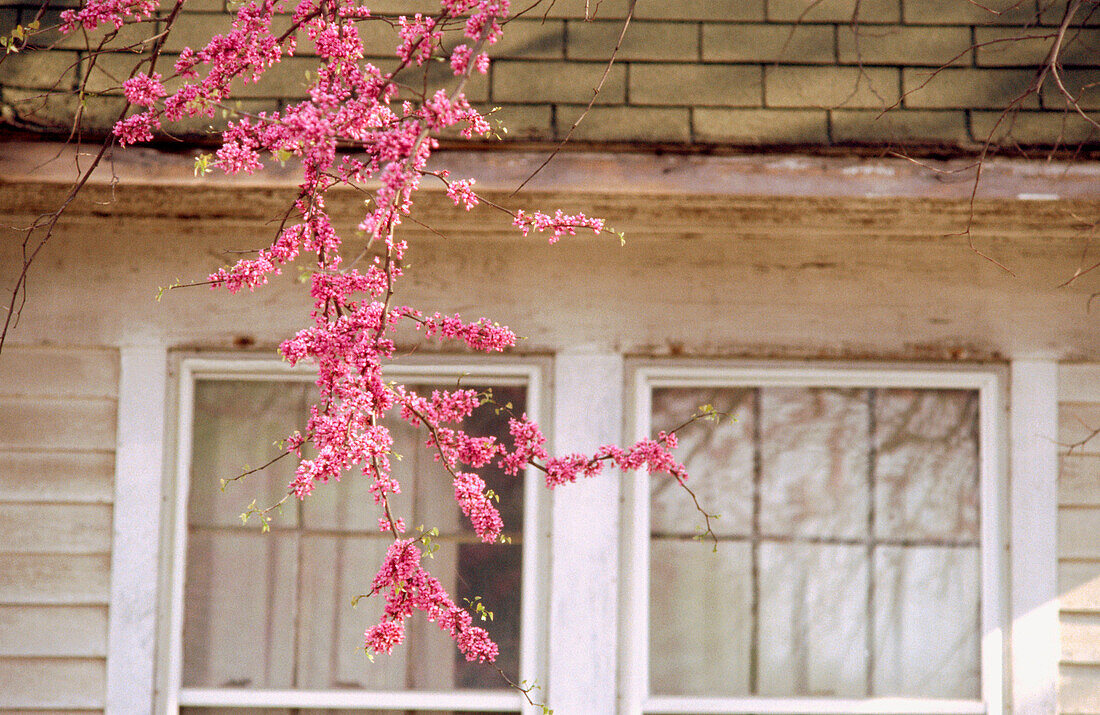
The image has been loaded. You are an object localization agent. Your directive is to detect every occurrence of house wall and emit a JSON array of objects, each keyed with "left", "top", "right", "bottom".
[
  {"left": 0, "top": 346, "right": 118, "bottom": 713},
  {"left": 0, "top": 145, "right": 1099, "bottom": 712},
  {"left": 2, "top": 0, "right": 1097, "bottom": 147},
  {"left": 1058, "top": 365, "right": 1100, "bottom": 715}
]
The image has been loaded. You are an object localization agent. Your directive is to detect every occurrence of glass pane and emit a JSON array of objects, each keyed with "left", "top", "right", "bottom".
[
  {"left": 649, "top": 539, "right": 752, "bottom": 696},
  {"left": 759, "top": 388, "right": 870, "bottom": 539},
  {"left": 296, "top": 535, "right": 402, "bottom": 690},
  {"left": 872, "top": 546, "right": 981, "bottom": 697},
  {"left": 651, "top": 388, "right": 754, "bottom": 537},
  {"left": 874, "top": 389, "right": 980, "bottom": 541},
  {"left": 648, "top": 383, "right": 983, "bottom": 701},
  {"left": 191, "top": 379, "right": 313, "bottom": 528},
  {"left": 453, "top": 542, "right": 524, "bottom": 688},
  {"left": 185, "top": 378, "right": 526, "bottom": 695},
  {"left": 182, "top": 531, "right": 299, "bottom": 688},
  {"left": 757, "top": 542, "right": 869, "bottom": 697}
]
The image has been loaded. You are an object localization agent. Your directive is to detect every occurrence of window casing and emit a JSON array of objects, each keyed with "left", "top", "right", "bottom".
[
  {"left": 622, "top": 366, "right": 1004, "bottom": 715},
  {"left": 165, "top": 358, "right": 546, "bottom": 713}
]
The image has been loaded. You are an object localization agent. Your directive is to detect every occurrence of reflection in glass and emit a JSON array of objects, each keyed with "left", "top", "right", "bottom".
[
  {"left": 649, "top": 386, "right": 981, "bottom": 699},
  {"left": 757, "top": 543, "right": 868, "bottom": 697},
  {"left": 651, "top": 388, "right": 754, "bottom": 537},
  {"left": 649, "top": 540, "right": 752, "bottom": 696},
  {"left": 758, "top": 388, "right": 869, "bottom": 540}
]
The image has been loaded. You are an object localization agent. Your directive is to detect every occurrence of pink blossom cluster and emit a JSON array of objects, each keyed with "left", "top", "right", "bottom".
[
  {"left": 513, "top": 209, "right": 606, "bottom": 243},
  {"left": 113, "top": 112, "right": 159, "bottom": 146},
  {"left": 413, "top": 312, "right": 517, "bottom": 352},
  {"left": 453, "top": 472, "right": 504, "bottom": 542},
  {"left": 543, "top": 433, "right": 687, "bottom": 488},
  {"left": 449, "top": 44, "right": 490, "bottom": 75},
  {"left": 498, "top": 415, "right": 549, "bottom": 475},
  {"left": 446, "top": 178, "right": 479, "bottom": 210},
  {"left": 122, "top": 73, "right": 166, "bottom": 107},
  {"left": 379, "top": 516, "right": 407, "bottom": 533},
  {"left": 59, "top": 0, "right": 155, "bottom": 32},
  {"left": 365, "top": 539, "right": 498, "bottom": 663}
]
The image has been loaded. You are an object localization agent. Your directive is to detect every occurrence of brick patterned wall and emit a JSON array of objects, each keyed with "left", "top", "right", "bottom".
[{"left": 1, "top": 0, "right": 1098, "bottom": 148}]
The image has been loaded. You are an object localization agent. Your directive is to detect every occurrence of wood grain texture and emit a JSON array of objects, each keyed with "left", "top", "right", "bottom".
[
  {"left": 0, "top": 347, "right": 118, "bottom": 399},
  {"left": 0, "top": 398, "right": 116, "bottom": 452},
  {"left": 1062, "top": 613, "right": 1100, "bottom": 664},
  {"left": 0, "top": 605, "right": 107, "bottom": 657},
  {"left": 0, "top": 657, "right": 105, "bottom": 709},
  {"left": 0, "top": 504, "right": 112, "bottom": 555},
  {"left": 0, "top": 555, "right": 110, "bottom": 605},
  {"left": 1060, "top": 454, "right": 1100, "bottom": 507},
  {"left": 1060, "top": 662, "right": 1100, "bottom": 713},
  {"left": 0, "top": 451, "right": 114, "bottom": 504},
  {"left": 1060, "top": 561, "right": 1100, "bottom": 613}
]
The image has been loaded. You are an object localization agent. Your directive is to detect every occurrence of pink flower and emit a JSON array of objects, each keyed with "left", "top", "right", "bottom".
[
  {"left": 513, "top": 209, "right": 606, "bottom": 243},
  {"left": 364, "top": 621, "right": 404, "bottom": 654},
  {"left": 113, "top": 111, "right": 158, "bottom": 145},
  {"left": 122, "top": 73, "right": 166, "bottom": 107},
  {"left": 453, "top": 472, "right": 504, "bottom": 542},
  {"left": 446, "top": 178, "right": 479, "bottom": 210}
]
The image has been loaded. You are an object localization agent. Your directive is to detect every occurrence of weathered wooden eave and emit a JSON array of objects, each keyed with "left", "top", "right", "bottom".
[{"left": 2, "top": 142, "right": 1098, "bottom": 361}]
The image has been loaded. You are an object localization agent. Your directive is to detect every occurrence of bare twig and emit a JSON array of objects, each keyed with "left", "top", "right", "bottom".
[{"left": 508, "top": 0, "right": 637, "bottom": 196}]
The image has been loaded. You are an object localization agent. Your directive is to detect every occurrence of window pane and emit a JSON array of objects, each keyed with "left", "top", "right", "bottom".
[
  {"left": 649, "top": 539, "right": 752, "bottom": 696},
  {"left": 872, "top": 546, "right": 980, "bottom": 697},
  {"left": 648, "top": 384, "right": 981, "bottom": 700},
  {"left": 874, "top": 389, "right": 980, "bottom": 541},
  {"left": 759, "top": 388, "right": 870, "bottom": 540},
  {"left": 184, "top": 378, "right": 526, "bottom": 694},
  {"left": 756, "top": 542, "right": 868, "bottom": 697},
  {"left": 183, "top": 531, "right": 299, "bottom": 688},
  {"left": 651, "top": 388, "right": 754, "bottom": 537}
]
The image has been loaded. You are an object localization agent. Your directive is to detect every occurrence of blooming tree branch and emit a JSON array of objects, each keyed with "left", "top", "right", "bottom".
[{"left": 8, "top": 0, "right": 706, "bottom": 689}]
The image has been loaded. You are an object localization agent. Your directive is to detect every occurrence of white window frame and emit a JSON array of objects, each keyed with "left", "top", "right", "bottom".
[
  {"left": 621, "top": 364, "right": 1006, "bottom": 715},
  {"left": 164, "top": 356, "right": 548, "bottom": 713}
]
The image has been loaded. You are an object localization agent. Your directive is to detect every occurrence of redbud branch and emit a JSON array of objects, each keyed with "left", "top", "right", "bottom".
[{"left": 222, "top": 449, "right": 295, "bottom": 487}]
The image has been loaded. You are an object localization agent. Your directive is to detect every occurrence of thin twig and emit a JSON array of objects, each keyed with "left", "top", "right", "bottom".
[{"left": 508, "top": 0, "right": 637, "bottom": 196}]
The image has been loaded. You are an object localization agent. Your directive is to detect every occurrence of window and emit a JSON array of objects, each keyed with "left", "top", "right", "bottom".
[
  {"left": 166, "top": 359, "right": 545, "bottom": 713},
  {"left": 622, "top": 366, "right": 1003, "bottom": 714}
]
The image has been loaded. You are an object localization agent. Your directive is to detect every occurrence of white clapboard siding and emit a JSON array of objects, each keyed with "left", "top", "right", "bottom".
[
  {"left": 0, "top": 657, "right": 105, "bottom": 709},
  {"left": 1060, "top": 663, "right": 1100, "bottom": 714},
  {"left": 0, "top": 711, "right": 105, "bottom": 714},
  {"left": 0, "top": 397, "right": 116, "bottom": 452},
  {"left": 0, "top": 605, "right": 107, "bottom": 657},
  {"left": 0, "top": 451, "right": 114, "bottom": 504},
  {"left": 1058, "top": 365, "right": 1100, "bottom": 714},
  {"left": 1061, "top": 613, "right": 1100, "bottom": 664},
  {"left": 0, "top": 504, "right": 112, "bottom": 555},
  {"left": 1059, "top": 454, "right": 1100, "bottom": 507},
  {"left": 1060, "top": 561, "right": 1100, "bottom": 612},
  {"left": 0, "top": 554, "right": 111, "bottom": 605},
  {"left": 0, "top": 347, "right": 117, "bottom": 714},
  {"left": 0, "top": 346, "right": 118, "bottom": 399},
  {"left": 1058, "top": 508, "right": 1100, "bottom": 561},
  {"left": 1058, "top": 404, "right": 1100, "bottom": 456}
]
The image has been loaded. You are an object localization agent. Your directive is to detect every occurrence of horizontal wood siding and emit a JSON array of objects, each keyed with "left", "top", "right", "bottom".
[
  {"left": 1059, "top": 365, "right": 1100, "bottom": 714},
  {"left": 0, "top": 347, "right": 116, "bottom": 714}
]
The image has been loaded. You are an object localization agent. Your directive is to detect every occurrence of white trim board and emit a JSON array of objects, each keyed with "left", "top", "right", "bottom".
[
  {"left": 106, "top": 345, "right": 168, "bottom": 715},
  {"left": 1009, "top": 360, "right": 1060, "bottom": 715}
]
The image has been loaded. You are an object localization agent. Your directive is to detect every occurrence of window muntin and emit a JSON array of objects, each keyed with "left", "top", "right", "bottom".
[
  {"left": 169, "top": 360, "right": 542, "bottom": 713},
  {"left": 626, "top": 367, "right": 1003, "bottom": 714}
]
